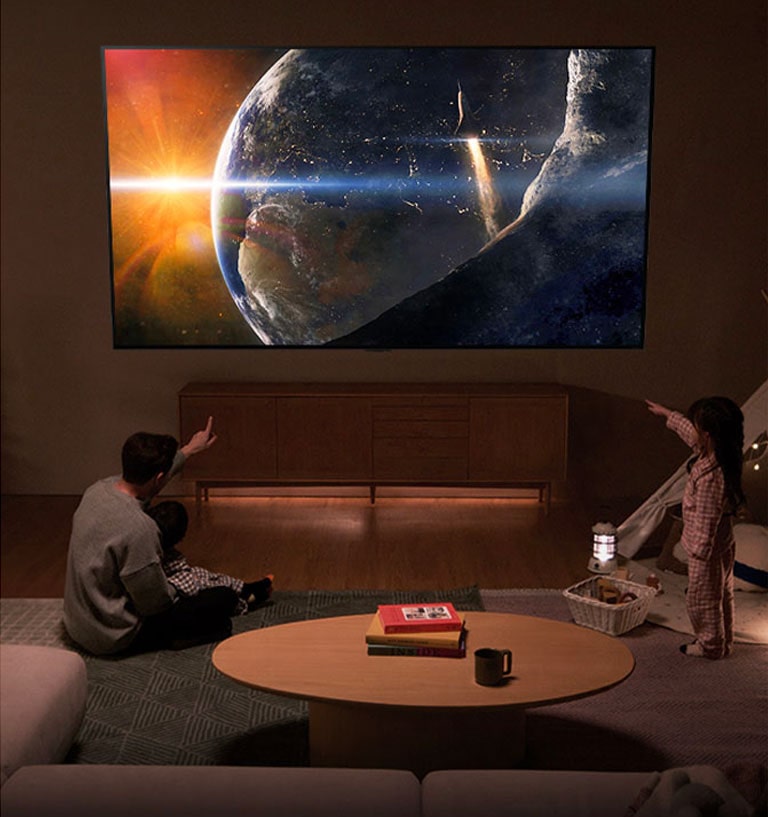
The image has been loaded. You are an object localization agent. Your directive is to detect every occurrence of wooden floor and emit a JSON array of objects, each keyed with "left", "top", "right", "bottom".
[{"left": 0, "top": 492, "right": 637, "bottom": 597}]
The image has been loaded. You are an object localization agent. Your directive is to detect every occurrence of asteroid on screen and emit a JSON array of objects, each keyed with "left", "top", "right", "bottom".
[{"left": 212, "top": 48, "right": 652, "bottom": 348}]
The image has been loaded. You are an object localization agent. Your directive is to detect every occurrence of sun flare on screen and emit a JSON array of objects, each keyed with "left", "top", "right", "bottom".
[{"left": 104, "top": 48, "right": 278, "bottom": 342}]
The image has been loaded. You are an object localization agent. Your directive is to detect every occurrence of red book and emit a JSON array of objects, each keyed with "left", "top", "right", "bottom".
[{"left": 376, "top": 602, "right": 463, "bottom": 633}]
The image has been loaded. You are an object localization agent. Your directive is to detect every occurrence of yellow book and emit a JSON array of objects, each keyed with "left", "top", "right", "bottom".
[{"left": 365, "top": 613, "right": 466, "bottom": 648}]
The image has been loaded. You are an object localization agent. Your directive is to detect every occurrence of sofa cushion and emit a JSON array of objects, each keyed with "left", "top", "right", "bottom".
[
  {"left": 0, "top": 645, "right": 87, "bottom": 787},
  {"left": 422, "top": 769, "right": 650, "bottom": 817},
  {"left": 0, "top": 765, "right": 422, "bottom": 817}
]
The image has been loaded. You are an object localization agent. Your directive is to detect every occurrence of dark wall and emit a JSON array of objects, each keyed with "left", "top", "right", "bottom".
[{"left": 1, "top": 0, "right": 766, "bottom": 496}]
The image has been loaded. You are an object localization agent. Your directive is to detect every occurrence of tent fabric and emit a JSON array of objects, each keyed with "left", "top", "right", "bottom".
[{"left": 618, "top": 380, "right": 768, "bottom": 558}]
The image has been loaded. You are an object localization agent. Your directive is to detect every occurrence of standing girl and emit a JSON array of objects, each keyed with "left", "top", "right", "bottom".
[{"left": 646, "top": 397, "right": 745, "bottom": 659}]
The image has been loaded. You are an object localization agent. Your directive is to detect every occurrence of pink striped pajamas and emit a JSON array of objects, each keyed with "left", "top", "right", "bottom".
[{"left": 667, "top": 412, "right": 735, "bottom": 658}]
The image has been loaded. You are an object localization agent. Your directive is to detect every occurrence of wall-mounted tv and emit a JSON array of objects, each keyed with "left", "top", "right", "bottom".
[{"left": 103, "top": 47, "right": 654, "bottom": 348}]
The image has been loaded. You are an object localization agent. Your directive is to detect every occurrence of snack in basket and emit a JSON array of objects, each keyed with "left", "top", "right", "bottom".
[
  {"left": 618, "top": 591, "right": 638, "bottom": 603},
  {"left": 597, "top": 578, "right": 620, "bottom": 604}
]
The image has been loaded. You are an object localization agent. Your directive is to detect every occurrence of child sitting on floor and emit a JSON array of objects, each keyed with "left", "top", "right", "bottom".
[{"left": 146, "top": 500, "right": 273, "bottom": 615}]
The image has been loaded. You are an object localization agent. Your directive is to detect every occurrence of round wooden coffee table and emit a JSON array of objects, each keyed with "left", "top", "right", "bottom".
[{"left": 213, "top": 611, "right": 634, "bottom": 776}]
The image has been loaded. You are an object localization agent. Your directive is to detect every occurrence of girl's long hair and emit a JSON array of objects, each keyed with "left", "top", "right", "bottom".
[{"left": 687, "top": 396, "right": 745, "bottom": 513}]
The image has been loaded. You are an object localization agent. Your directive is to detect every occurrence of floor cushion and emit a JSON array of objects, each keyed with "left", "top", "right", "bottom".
[{"left": 733, "top": 523, "right": 768, "bottom": 591}]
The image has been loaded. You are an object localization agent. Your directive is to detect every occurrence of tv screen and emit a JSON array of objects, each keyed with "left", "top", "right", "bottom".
[{"left": 103, "top": 47, "right": 654, "bottom": 348}]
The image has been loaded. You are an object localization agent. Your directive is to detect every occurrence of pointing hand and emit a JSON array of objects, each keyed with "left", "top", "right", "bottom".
[
  {"left": 181, "top": 416, "right": 218, "bottom": 456},
  {"left": 645, "top": 400, "right": 671, "bottom": 419}
]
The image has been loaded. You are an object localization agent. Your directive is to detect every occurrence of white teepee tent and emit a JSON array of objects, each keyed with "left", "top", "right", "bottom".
[{"left": 618, "top": 379, "right": 768, "bottom": 558}]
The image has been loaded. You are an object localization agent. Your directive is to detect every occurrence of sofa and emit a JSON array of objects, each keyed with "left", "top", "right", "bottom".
[
  {"left": 0, "top": 645, "right": 757, "bottom": 817},
  {"left": 0, "top": 644, "right": 87, "bottom": 787}
]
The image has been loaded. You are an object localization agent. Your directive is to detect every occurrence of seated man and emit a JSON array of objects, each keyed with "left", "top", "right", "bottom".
[{"left": 63, "top": 417, "right": 239, "bottom": 654}]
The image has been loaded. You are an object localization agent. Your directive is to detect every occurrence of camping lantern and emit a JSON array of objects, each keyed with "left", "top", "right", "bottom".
[{"left": 588, "top": 521, "right": 618, "bottom": 574}]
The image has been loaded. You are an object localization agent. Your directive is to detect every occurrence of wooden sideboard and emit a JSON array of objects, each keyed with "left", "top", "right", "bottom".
[{"left": 178, "top": 383, "right": 568, "bottom": 512}]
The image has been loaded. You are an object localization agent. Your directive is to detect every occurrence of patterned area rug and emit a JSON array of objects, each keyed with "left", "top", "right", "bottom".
[
  {"left": 480, "top": 589, "right": 768, "bottom": 785},
  {"left": 0, "top": 588, "right": 482, "bottom": 767}
]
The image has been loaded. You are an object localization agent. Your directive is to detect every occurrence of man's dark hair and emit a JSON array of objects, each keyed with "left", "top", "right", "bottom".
[
  {"left": 121, "top": 432, "right": 178, "bottom": 485},
  {"left": 146, "top": 500, "right": 188, "bottom": 550}
]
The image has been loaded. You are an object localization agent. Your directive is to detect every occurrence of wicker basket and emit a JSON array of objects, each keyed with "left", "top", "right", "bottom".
[{"left": 563, "top": 577, "right": 656, "bottom": 636}]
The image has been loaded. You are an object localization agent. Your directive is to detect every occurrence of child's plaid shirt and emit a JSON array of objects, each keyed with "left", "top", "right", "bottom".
[
  {"left": 162, "top": 549, "right": 247, "bottom": 614},
  {"left": 667, "top": 412, "right": 731, "bottom": 561}
]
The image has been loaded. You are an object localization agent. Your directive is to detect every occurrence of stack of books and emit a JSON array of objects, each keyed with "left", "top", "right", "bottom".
[{"left": 365, "top": 602, "right": 467, "bottom": 658}]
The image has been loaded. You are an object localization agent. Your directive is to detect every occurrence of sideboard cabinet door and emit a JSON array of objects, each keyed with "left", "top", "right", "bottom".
[
  {"left": 277, "top": 398, "right": 372, "bottom": 480},
  {"left": 179, "top": 396, "right": 277, "bottom": 480},
  {"left": 469, "top": 396, "right": 568, "bottom": 482}
]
